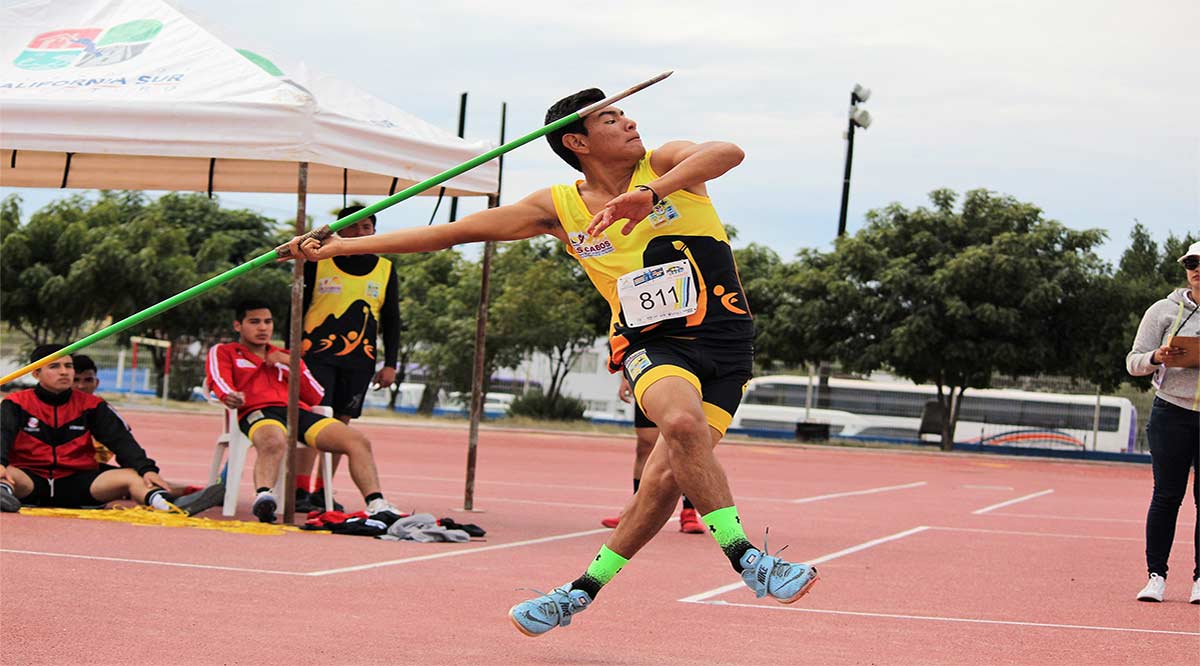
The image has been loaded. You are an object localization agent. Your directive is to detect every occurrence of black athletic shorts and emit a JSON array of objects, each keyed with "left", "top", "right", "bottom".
[
  {"left": 621, "top": 335, "right": 753, "bottom": 436},
  {"left": 238, "top": 406, "right": 340, "bottom": 447},
  {"left": 306, "top": 360, "right": 374, "bottom": 419},
  {"left": 20, "top": 468, "right": 109, "bottom": 508}
]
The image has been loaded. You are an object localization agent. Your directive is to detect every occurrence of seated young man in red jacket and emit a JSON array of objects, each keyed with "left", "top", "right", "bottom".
[
  {"left": 0, "top": 345, "right": 175, "bottom": 514},
  {"left": 206, "top": 299, "right": 401, "bottom": 523}
]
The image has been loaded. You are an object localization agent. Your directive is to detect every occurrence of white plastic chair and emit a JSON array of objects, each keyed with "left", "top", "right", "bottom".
[{"left": 207, "top": 392, "right": 334, "bottom": 517}]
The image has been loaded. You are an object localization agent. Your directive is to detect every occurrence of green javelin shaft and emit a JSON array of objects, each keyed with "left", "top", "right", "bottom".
[{"left": 1, "top": 71, "right": 674, "bottom": 386}]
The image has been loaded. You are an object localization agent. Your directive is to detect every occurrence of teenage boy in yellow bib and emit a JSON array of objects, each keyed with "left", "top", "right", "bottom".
[{"left": 286, "top": 87, "right": 818, "bottom": 635}]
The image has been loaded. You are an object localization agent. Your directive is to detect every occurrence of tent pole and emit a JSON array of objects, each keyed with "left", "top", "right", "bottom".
[
  {"left": 448, "top": 92, "right": 468, "bottom": 223},
  {"left": 462, "top": 101, "right": 507, "bottom": 512},
  {"left": 283, "top": 161, "right": 308, "bottom": 524}
]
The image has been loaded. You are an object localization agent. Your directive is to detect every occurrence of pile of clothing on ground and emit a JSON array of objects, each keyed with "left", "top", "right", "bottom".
[{"left": 301, "top": 509, "right": 486, "bottom": 542}]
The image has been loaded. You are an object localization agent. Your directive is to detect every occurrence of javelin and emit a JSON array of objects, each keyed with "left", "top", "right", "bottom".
[{"left": 0, "top": 71, "right": 673, "bottom": 386}]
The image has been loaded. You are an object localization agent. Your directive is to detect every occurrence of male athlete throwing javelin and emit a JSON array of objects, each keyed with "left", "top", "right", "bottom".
[{"left": 287, "top": 88, "right": 818, "bottom": 635}]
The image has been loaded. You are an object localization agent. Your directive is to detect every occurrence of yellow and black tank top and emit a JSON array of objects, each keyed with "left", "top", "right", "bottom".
[
  {"left": 551, "top": 151, "right": 754, "bottom": 371},
  {"left": 301, "top": 256, "right": 393, "bottom": 369}
]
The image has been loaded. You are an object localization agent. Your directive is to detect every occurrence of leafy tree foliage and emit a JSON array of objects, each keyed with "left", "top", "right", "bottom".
[{"left": 777, "top": 189, "right": 1112, "bottom": 449}]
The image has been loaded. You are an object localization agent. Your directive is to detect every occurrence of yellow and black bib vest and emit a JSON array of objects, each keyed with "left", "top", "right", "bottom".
[
  {"left": 301, "top": 257, "right": 393, "bottom": 368},
  {"left": 551, "top": 152, "right": 754, "bottom": 371}
]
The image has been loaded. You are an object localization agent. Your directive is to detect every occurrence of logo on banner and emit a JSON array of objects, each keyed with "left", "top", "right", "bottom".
[{"left": 14, "top": 19, "right": 163, "bottom": 71}]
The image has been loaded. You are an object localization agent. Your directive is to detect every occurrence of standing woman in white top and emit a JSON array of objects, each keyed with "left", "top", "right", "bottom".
[{"left": 1126, "top": 241, "right": 1200, "bottom": 604}]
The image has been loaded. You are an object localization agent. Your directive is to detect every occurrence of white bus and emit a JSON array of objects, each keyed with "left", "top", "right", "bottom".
[{"left": 730, "top": 376, "right": 1139, "bottom": 453}]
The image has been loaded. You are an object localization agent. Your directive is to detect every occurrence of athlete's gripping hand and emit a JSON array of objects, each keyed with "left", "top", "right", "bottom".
[
  {"left": 277, "top": 225, "right": 342, "bottom": 262},
  {"left": 142, "top": 471, "right": 172, "bottom": 493},
  {"left": 587, "top": 187, "right": 656, "bottom": 237}
]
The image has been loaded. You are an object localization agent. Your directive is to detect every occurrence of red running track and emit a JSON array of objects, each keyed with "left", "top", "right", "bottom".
[{"left": 1, "top": 409, "right": 1196, "bottom": 665}]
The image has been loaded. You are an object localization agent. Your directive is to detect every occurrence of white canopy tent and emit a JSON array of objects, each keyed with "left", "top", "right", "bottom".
[
  {"left": 0, "top": 0, "right": 504, "bottom": 517},
  {"left": 0, "top": 0, "right": 499, "bottom": 197}
]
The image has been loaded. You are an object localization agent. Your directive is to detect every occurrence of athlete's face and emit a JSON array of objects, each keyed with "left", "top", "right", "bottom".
[
  {"left": 73, "top": 369, "right": 99, "bottom": 394},
  {"left": 33, "top": 356, "right": 74, "bottom": 393},
  {"left": 234, "top": 308, "right": 274, "bottom": 347},
  {"left": 339, "top": 217, "right": 376, "bottom": 239},
  {"left": 576, "top": 106, "right": 643, "bottom": 161}
]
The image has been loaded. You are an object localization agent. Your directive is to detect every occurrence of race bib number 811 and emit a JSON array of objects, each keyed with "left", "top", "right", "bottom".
[{"left": 617, "top": 259, "right": 698, "bottom": 327}]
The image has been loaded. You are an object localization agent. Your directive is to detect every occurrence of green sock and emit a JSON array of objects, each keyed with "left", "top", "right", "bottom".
[
  {"left": 570, "top": 544, "right": 629, "bottom": 600},
  {"left": 702, "top": 506, "right": 755, "bottom": 572}
]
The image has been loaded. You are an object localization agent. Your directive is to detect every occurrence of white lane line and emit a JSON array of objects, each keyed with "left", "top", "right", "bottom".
[
  {"left": 928, "top": 526, "right": 1193, "bottom": 543},
  {"left": 789, "top": 481, "right": 927, "bottom": 504},
  {"left": 0, "top": 549, "right": 305, "bottom": 576},
  {"left": 691, "top": 601, "right": 1200, "bottom": 637},
  {"left": 677, "top": 526, "right": 930, "bottom": 603},
  {"left": 307, "top": 526, "right": 620, "bottom": 577},
  {"left": 990, "top": 512, "right": 1196, "bottom": 527},
  {"left": 971, "top": 489, "right": 1054, "bottom": 515}
]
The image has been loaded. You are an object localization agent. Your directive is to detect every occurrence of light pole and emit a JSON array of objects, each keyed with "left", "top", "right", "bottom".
[
  {"left": 836, "top": 83, "right": 872, "bottom": 238},
  {"left": 819, "top": 84, "right": 873, "bottom": 416}
]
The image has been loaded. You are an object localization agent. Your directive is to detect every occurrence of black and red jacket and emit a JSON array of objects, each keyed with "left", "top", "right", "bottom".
[{"left": 0, "top": 385, "right": 159, "bottom": 480}]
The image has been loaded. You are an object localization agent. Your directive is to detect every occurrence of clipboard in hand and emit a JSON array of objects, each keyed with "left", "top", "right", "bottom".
[{"left": 1165, "top": 336, "right": 1200, "bottom": 368}]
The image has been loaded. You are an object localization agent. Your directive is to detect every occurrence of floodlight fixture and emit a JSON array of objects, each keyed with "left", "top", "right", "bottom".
[
  {"left": 850, "top": 107, "right": 872, "bottom": 129},
  {"left": 852, "top": 83, "right": 871, "bottom": 103}
]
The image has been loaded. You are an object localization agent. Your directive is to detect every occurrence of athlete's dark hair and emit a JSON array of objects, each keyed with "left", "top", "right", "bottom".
[
  {"left": 72, "top": 354, "right": 97, "bottom": 374},
  {"left": 337, "top": 205, "right": 376, "bottom": 227},
  {"left": 235, "top": 299, "right": 273, "bottom": 321},
  {"left": 545, "top": 88, "right": 605, "bottom": 172},
  {"left": 30, "top": 344, "right": 66, "bottom": 365}
]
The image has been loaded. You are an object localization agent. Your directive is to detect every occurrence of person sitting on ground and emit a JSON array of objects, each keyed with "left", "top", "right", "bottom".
[
  {"left": 70, "top": 354, "right": 224, "bottom": 516},
  {"left": 205, "top": 299, "right": 403, "bottom": 523},
  {"left": 0, "top": 345, "right": 176, "bottom": 514}
]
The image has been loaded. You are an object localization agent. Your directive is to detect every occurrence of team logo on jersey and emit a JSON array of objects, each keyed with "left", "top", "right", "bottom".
[
  {"left": 567, "top": 232, "right": 615, "bottom": 259},
  {"left": 646, "top": 199, "right": 680, "bottom": 229},
  {"left": 26, "top": 417, "right": 39, "bottom": 430},
  {"left": 316, "top": 276, "right": 342, "bottom": 295},
  {"left": 236, "top": 358, "right": 256, "bottom": 369},
  {"left": 365, "top": 281, "right": 381, "bottom": 299},
  {"left": 624, "top": 349, "right": 653, "bottom": 381}
]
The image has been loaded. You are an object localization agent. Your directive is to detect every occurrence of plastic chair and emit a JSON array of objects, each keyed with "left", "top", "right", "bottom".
[{"left": 206, "top": 392, "right": 334, "bottom": 517}]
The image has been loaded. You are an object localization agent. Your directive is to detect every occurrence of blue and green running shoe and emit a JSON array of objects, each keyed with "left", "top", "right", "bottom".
[
  {"left": 508, "top": 584, "right": 593, "bottom": 637},
  {"left": 739, "top": 533, "right": 818, "bottom": 603}
]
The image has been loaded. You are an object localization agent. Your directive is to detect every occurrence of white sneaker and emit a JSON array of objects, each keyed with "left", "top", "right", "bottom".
[
  {"left": 1190, "top": 579, "right": 1199, "bottom": 605},
  {"left": 1136, "top": 573, "right": 1165, "bottom": 602}
]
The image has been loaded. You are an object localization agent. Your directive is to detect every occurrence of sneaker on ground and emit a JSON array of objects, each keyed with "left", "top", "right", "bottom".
[
  {"left": 678, "top": 507, "right": 705, "bottom": 534},
  {"left": 1190, "top": 579, "right": 1199, "bottom": 604},
  {"left": 173, "top": 483, "right": 225, "bottom": 517},
  {"left": 1136, "top": 573, "right": 1165, "bottom": 602},
  {"left": 365, "top": 499, "right": 404, "bottom": 525},
  {"left": 252, "top": 493, "right": 277, "bottom": 524},
  {"left": 310, "top": 488, "right": 344, "bottom": 513},
  {"left": 508, "top": 584, "right": 592, "bottom": 637},
  {"left": 0, "top": 485, "right": 20, "bottom": 513},
  {"left": 738, "top": 535, "right": 818, "bottom": 604},
  {"left": 600, "top": 515, "right": 620, "bottom": 529},
  {"left": 294, "top": 488, "right": 319, "bottom": 514}
]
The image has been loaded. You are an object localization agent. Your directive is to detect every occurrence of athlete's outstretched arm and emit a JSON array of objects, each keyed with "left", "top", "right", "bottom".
[
  {"left": 288, "top": 190, "right": 562, "bottom": 261},
  {"left": 587, "top": 140, "right": 744, "bottom": 236}
]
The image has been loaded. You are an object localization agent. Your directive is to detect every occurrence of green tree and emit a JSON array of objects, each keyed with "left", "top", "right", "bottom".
[
  {"left": 1, "top": 192, "right": 290, "bottom": 397},
  {"left": 488, "top": 239, "right": 608, "bottom": 413},
  {"left": 780, "top": 188, "right": 1111, "bottom": 450}
]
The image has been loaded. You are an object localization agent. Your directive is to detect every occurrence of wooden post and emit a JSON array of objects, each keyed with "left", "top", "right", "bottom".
[{"left": 283, "top": 161, "right": 308, "bottom": 524}]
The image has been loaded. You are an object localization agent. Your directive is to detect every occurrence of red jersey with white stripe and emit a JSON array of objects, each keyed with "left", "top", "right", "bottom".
[{"left": 206, "top": 342, "right": 325, "bottom": 417}]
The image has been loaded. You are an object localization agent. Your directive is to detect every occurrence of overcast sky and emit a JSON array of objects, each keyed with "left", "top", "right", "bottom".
[{"left": 3, "top": 0, "right": 1197, "bottom": 265}]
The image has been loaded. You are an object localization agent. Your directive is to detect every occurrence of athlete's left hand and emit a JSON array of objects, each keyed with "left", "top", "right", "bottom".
[
  {"left": 142, "top": 471, "right": 171, "bottom": 492},
  {"left": 587, "top": 188, "right": 655, "bottom": 237},
  {"left": 373, "top": 366, "right": 397, "bottom": 390},
  {"left": 265, "top": 350, "right": 291, "bottom": 366}
]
